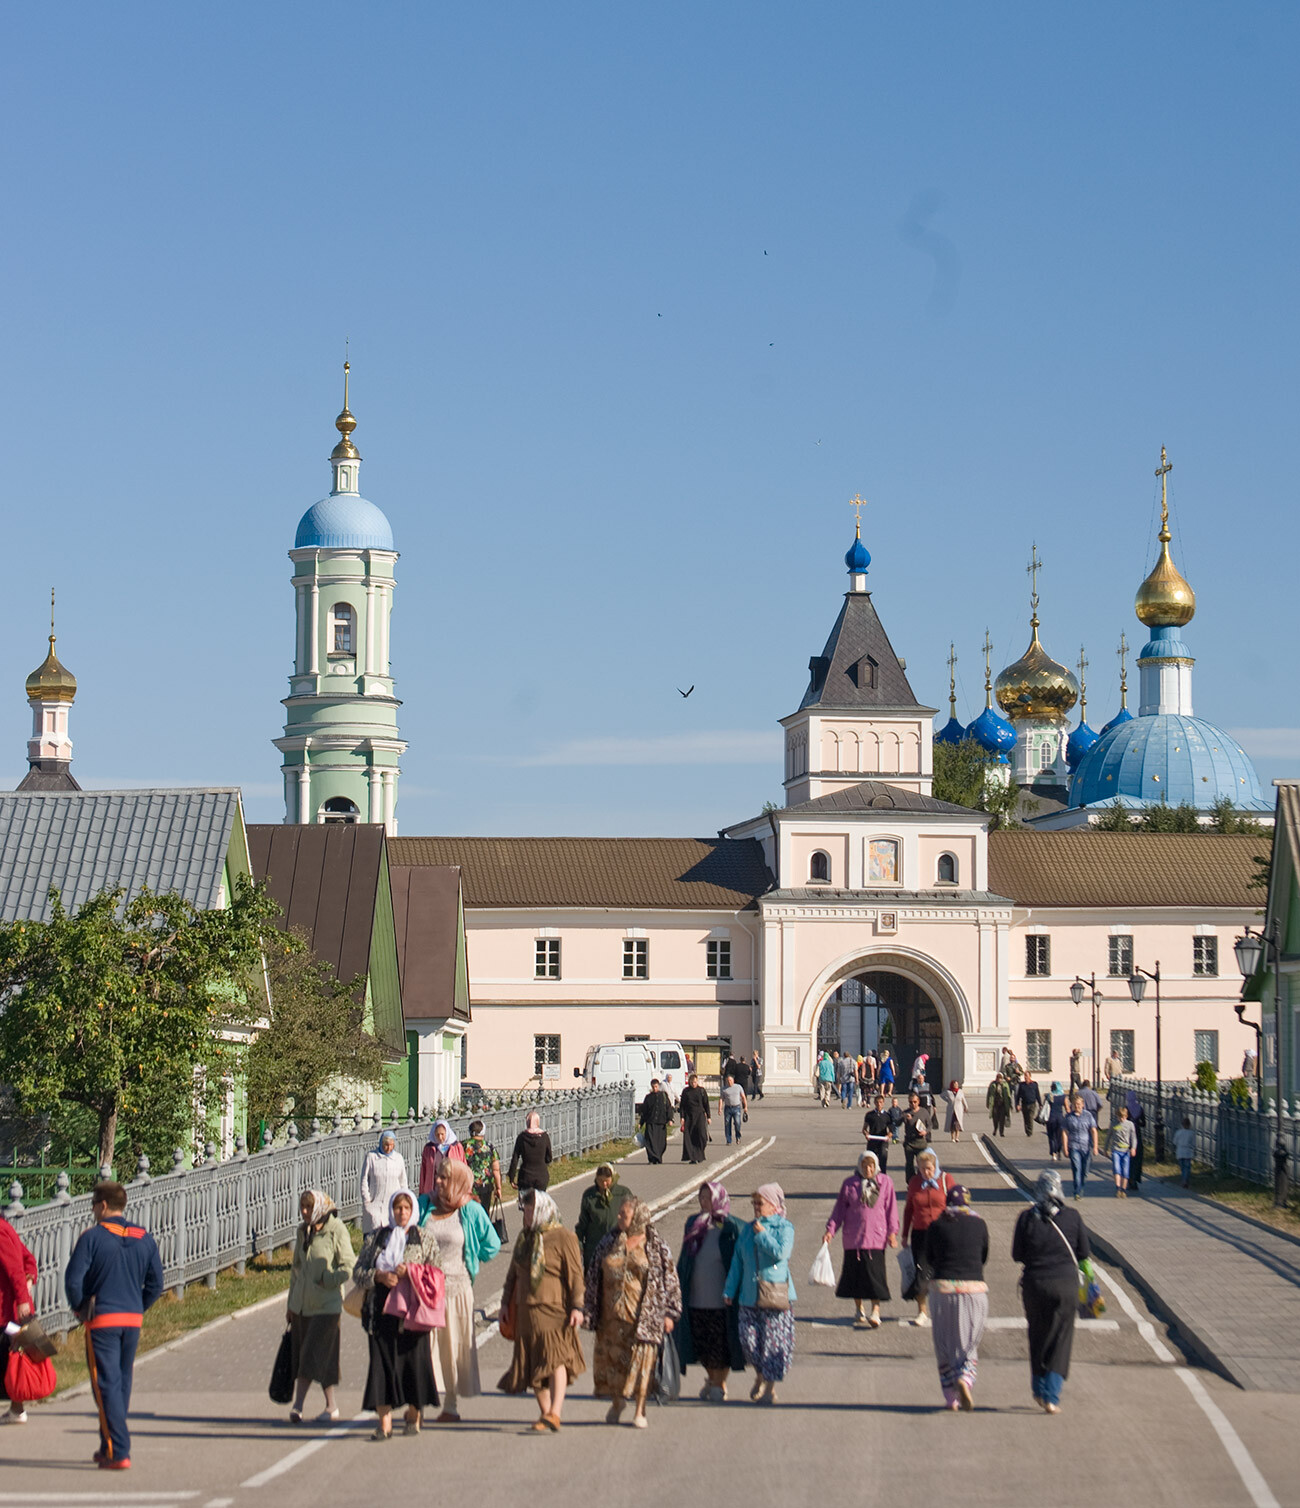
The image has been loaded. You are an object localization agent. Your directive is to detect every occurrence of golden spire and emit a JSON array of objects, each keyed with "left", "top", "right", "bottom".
[
  {"left": 1117, "top": 631, "right": 1129, "bottom": 709},
  {"left": 947, "top": 642, "right": 958, "bottom": 719},
  {"left": 993, "top": 546, "right": 1078, "bottom": 720},
  {"left": 1135, "top": 445, "right": 1195, "bottom": 627},
  {"left": 1027, "top": 542, "right": 1042, "bottom": 641},
  {"left": 850, "top": 494, "right": 865, "bottom": 537},
  {"left": 1077, "top": 645, "right": 1088, "bottom": 724},
  {"left": 982, "top": 630, "right": 994, "bottom": 710},
  {"left": 330, "top": 357, "right": 361, "bottom": 461},
  {"left": 26, "top": 587, "right": 76, "bottom": 703}
]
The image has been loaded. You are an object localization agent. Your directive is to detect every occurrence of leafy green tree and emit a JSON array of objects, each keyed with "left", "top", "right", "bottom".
[
  {"left": 932, "top": 738, "right": 1022, "bottom": 828},
  {"left": 1092, "top": 800, "right": 1137, "bottom": 831},
  {"left": 1193, "top": 1060, "right": 1219, "bottom": 1092},
  {"left": 0, "top": 878, "right": 279, "bottom": 1170},
  {"left": 1137, "top": 801, "right": 1202, "bottom": 833},
  {"left": 1207, "top": 796, "right": 1268, "bottom": 836},
  {"left": 245, "top": 930, "right": 386, "bottom": 1135}
]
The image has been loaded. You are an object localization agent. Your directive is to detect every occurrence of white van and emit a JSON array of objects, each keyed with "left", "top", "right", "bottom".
[
  {"left": 638, "top": 1041, "right": 690, "bottom": 1098},
  {"left": 581, "top": 1041, "right": 657, "bottom": 1100}
]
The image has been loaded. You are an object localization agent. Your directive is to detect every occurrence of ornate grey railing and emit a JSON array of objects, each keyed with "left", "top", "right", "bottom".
[{"left": 4, "top": 1085, "right": 636, "bottom": 1333}]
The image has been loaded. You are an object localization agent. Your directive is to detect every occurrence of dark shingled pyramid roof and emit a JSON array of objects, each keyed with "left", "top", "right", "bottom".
[{"left": 798, "top": 592, "right": 935, "bottom": 714}]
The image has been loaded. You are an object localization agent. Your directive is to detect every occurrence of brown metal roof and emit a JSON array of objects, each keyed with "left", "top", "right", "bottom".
[
  {"left": 248, "top": 823, "right": 385, "bottom": 984},
  {"left": 389, "top": 864, "right": 469, "bottom": 1022},
  {"left": 387, "top": 836, "right": 773, "bottom": 910},
  {"left": 987, "top": 831, "right": 1269, "bottom": 909}
]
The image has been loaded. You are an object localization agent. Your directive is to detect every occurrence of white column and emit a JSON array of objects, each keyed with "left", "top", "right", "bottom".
[
  {"left": 295, "top": 585, "right": 305, "bottom": 675},
  {"left": 368, "top": 766, "right": 381, "bottom": 824},
  {"left": 383, "top": 769, "right": 397, "bottom": 834},
  {"left": 379, "top": 587, "right": 390, "bottom": 677},
  {"left": 297, "top": 766, "right": 311, "bottom": 824},
  {"left": 307, "top": 582, "right": 319, "bottom": 674},
  {"left": 364, "top": 584, "right": 376, "bottom": 677}
]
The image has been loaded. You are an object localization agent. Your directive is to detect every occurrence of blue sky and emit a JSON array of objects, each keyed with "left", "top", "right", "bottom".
[{"left": 3, "top": 3, "right": 1296, "bottom": 834}]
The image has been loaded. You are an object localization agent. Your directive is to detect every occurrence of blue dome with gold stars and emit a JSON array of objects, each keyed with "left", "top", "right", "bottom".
[{"left": 1069, "top": 713, "right": 1269, "bottom": 811}]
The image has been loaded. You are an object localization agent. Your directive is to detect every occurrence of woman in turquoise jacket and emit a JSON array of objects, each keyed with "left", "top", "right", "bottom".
[{"left": 723, "top": 1183, "right": 796, "bottom": 1405}]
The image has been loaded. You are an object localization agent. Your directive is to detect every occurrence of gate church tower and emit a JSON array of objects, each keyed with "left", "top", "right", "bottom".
[{"left": 274, "top": 366, "right": 406, "bottom": 833}]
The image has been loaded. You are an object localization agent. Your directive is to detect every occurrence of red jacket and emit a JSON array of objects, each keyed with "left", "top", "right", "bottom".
[
  {"left": 418, "top": 1140, "right": 467, "bottom": 1195},
  {"left": 901, "top": 1173, "right": 957, "bottom": 1240},
  {"left": 0, "top": 1216, "right": 37, "bottom": 1326}
]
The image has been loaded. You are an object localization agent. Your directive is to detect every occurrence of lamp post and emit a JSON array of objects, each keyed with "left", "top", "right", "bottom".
[
  {"left": 1234, "top": 924, "right": 1288, "bottom": 1209},
  {"left": 1127, "top": 963, "right": 1164, "bottom": 1162},
  {"left": 1069, "top": 974, "right": 1102, "bottom": 1081}
]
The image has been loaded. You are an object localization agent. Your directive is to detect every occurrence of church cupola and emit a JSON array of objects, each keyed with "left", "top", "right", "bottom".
[
  {"left": 994, "top": 546, "right": 1077, "bottom": 790},
  {"left": 18, "top": 591, "right": 81, "bottom": 791},
  {"left": 844, "top": 502, "right": 871, "bottom": 592},
  {"left": 1065, "top": 646, "right": 1099, "bottom": 771},
  {"left": 934, "top": 643, "right": 966, "bottom": 745}
]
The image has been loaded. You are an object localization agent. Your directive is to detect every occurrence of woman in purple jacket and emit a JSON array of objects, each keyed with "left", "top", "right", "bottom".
[{"left": 822, "top": 1150, "right": 899, "bottom": 1329}]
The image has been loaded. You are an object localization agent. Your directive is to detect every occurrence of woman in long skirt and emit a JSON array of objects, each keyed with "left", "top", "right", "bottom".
[
  {"left": 943, "top": 1080, "right": 968, "bottom": 1143},
  {"left": 723, "top": 1184, "right": 796, "bottom": 1405},
  {"left": 822, "top": 1151, "right": 897, "bottom": 1328},
  {"left": 925, "top": 1185, "right": 989, "bottom": 1410},
  {"left": 286, "top": 1190, "right": 353, "bottom": 1423},
  {"left": 678, "top": 1075, "right": 712, "bottom": 1164},
  {"left": 1127, "top": 1091, "right": 1146, "bottom": 1191},
  {"left": 1012, "top": 1170, "right": 1090, "bottom": 1413},
  {"left": 675, "top": 1182, "right": 745, "bottom": 1401}
]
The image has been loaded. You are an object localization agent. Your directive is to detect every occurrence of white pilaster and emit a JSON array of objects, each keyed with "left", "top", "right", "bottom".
[
  {"left": 382, "top": 769, "right": 397, "bottom": 835},
  {"left": 368, "top": 766, "right": 382, "bottom": 823},
  {"left": 365, "top": 584, "right": 376, "bottom": 676},
  {"left": 297, "top": 765, "right": 311, "bottom": 824},
  {"left": 379, "top": 587, "right": 391, "bottom": 676},
  {"left": 308, "top": 582, "right": 319, "bottom": 674}
]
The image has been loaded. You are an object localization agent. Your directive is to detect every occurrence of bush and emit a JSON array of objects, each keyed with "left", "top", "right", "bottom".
[
  {"left": 1227, "top": 1077, "right": 1251, "bottom": 1107},
  {"left": 1193, "top": 1060, "right": 1219, "bottom": 1093}
]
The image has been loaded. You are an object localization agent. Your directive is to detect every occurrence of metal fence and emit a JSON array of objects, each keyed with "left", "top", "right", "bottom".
[
  {"left": 1108, "top": 1076, "right": 1300, "bottom": 1187},
  {"left": 3, "top": 1085, "right": 636, "bottom": 1334}
]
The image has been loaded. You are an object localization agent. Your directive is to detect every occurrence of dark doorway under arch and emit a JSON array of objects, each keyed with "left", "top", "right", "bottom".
[{"left": 817, "top": 971, "right": 944, "bottom": 1093}]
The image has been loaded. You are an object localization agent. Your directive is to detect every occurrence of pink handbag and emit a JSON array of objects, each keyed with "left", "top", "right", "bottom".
[{"left": 383, "top": 1264, "right": 446, "bottom": 1331}]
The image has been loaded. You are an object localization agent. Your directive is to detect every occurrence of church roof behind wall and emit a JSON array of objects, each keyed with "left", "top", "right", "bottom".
[
  {"left": 780, "top": 781, "right": 978, "bottom": 819},
  {"left": 988, "top": 831, "right": 1269, "bottom": 909},
  {"left": 388, "top": 836, "right": 774, "bottom": 910},
  {"left": 797, "top": 593, "right": 934, "bottom": 714}
]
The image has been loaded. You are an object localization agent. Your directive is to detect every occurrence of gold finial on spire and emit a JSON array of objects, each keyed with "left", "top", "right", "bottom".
[
  {"left": 1136, "top": 445, "right": 1195, "bottom": 627},
  {"left": 1077, "top": 645, "right": 1088, "bottom": 723},
  {"left": 1155, "top": 445, "right": 1173, "bottom": 542},
  {"left": 994, "top": 545, "right": 1079, "bottom": 721},
  {"left": 849, "top": 494, "right": 866, "bottom": 537},
  {"left": 1027, "top": 543, "right": 1042, "bottom": 637},
  {"left": 26, "top": 587, "right": 76, "bottom": 703},
  {"left": 331, "top": 353, "right": 361, "bottom": 461},
  {"left": 982, "top": 630, "right": 994, "bottom": 709},
  {"left": 1117, "top": 631, "right": 1129, "bottom": 709},
  {"left": 50, "top": 587, "right": 56, "bottom": 642},
  {"left": 947, "top": 642, "right": 958, "bottom": 719}
]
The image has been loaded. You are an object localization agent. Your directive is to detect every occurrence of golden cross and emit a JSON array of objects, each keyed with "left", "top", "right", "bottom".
[
  {"left": 981, "top": 630, "right": 994, "bottom": 707},
  {"left": 1117, "top": 631, "right": 1129, "bottom": 706},
  {"left": 849, "top": 494, "right": 866, "bottom": 536},
  {"left": 947, "top": 642, "right": 958, "bottom": 715},
  {"left": 50, "top": 587, "right": 55, "bottom": 637},
  {"left": 1155, "top": 446, "right": 1172, "bottom": 540},
  {"left": 1077, "top": 645, "right": 1088, "bottom": 715},
  {"left": 1026, "top": 543, "right": 1042, "bottom": 627}
]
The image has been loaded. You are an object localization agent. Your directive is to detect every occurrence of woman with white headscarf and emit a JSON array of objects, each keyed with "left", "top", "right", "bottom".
[
  {"left": 285, "top": 1190, "right": 352, "bottom": 1423},
  {"left": 418, "top": 1119, "right": 468, "bottom": 1196},
  {"left": 823, "top": 1150, "right": 898, "bottom": 1329},
  {"left": 497, "top": 1188, "right": 586, "bottom": 1431},
  {"left": 723, "top": 1183, "right": 796, "bottom": 1405},
  {"left": 1012, "top": 1169, "right": 1090, "bottom": 1414},
  {"left": 353, "top": 1187, "right": 441, "bottom": 1439},
  {"left": 360, "top": 1131, "right": 409, "bottom": 1235}
]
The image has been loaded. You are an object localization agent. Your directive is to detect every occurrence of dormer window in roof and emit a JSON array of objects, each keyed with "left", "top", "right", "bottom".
[{"left": 850, "top": 655, "right": 878, "bottom": 690}]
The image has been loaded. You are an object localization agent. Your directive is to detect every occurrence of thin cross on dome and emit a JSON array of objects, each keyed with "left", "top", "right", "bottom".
[{"left": 849, "top": 494, "right": 867, "bottom": 535}]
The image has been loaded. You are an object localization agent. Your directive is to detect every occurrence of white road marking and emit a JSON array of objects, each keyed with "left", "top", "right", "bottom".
[
  {"left": 205, "top": 1500, "right": 234, "bottom": 1507},
  {"left": 239, "top": 1415, "right": 367, "bottom": 1488},
  {"left": 0, "top": 1498, "right": 201, "bottom": 1503},
  {"left": 1093, "top": 1266, "right": 1177, "bottom": 1362},
  {"left": 809, "top": 1316, "right": 1118, "bottom": 1331},
  {"left": 1175, "top": 1368, "right": 1281, "bottom": 1508}
]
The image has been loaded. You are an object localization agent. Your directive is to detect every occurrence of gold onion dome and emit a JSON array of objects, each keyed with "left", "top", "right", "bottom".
[
  {"left": 1135, "top": 449, "right": 1194, "bottom": 627},
  {"left": 26, "top": 635, "right": 76, "bottom": 703},
  {"left": 994, "top": 626, "right": 1079, "bottom": 720}
]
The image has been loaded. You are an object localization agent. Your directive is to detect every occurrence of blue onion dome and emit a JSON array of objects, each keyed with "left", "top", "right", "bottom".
[
  {"left": 295, "top": 494, "right": 394, "bottom": 550},
  {"left": 1066, "top": 719, "right": 1099, "bottom": 771},
  {"left": 1069, "top": 713, "right": 1270, "bottom": 811},
  {"left": 968, "top": 704, "right": 1016, "bottom": 758},
  {"left": 935, "top": 715, "right": 966, "bottom": 746},
  {"left": 1100, "top": 705, "right": 1134, "bottom": 737},
  {"left": 845, "top": 528, "right": 871, "bottom": 575}
]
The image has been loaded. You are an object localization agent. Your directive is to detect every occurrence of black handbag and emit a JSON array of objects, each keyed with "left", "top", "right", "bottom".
[
  {"left": 490, "top": 1195, "right": 508, "bottom": 1244},
  {"left": 268, "top": 1326, "right": 294, "bottom": 1405},
  {"left": 653, "top": 1336, "right": 681, "bottom": 1404}
]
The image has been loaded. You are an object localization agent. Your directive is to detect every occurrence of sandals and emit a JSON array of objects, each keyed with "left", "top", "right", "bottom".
[
  {"left": 288, "top": 1410, "right": 303, "bottom": 1425},
  {"left": 434, "top": 1411, "right": 461, "bottom": 1424},
  {"left": 370, "top": 1426, "right": 392, "bottom": 1442},
  {"left": 402, "top": 1420, "right": 421, "bottom": 1436},
  {"left": 749, "top": 1378, "right": 765, "bottom": 1400}
]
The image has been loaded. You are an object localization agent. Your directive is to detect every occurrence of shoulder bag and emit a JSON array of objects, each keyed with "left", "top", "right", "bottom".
[
  {"left": 490, "top": 1193, "right": 509, "bottom": 1244},
  {"left": 268, "top": 1325, "right": 294, "bottom": 1405}
]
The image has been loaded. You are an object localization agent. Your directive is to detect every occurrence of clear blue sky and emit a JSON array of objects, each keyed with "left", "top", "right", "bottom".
[{"left": 4, "top": 3, "right": 1296, "bottom": 834}]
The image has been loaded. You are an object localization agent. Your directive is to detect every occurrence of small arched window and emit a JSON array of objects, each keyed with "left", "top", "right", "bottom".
[
  {"left": 321, "top": 796, "right": 359, "bottom": 825},
  {"left": 332, "top": 602, "right": 356, "bottom": 654},
  {"left": 809, "top": 850, "right": 831, "bottom": 883},
  {"left": 937, "top": 852, "right": 958, "bottom": 885}
]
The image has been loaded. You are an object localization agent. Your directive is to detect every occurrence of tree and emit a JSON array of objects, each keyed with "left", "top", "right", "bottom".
[
  {"left": 1208, "top": 796, "right": 1268, "bottom": 837},
  {"left": 0, "top": 877, "right": 279, "bottom": 1170},
  {"left": 1137, "top": 801, "right": 1202, "bottom": 833},
  {"left": 1092, "top": 800, "right": 1137, "bottom": 831},
  {"left": 932, "top": 738, "right": 1022, "bottom": 828},
  {"left": 244, "top": 930, "right": 387, "bottom": 1134}
]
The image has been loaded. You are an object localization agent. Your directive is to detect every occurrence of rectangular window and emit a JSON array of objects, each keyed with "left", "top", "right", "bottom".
[
  {"left": 1193, "top": 936, "right": 1219, "bottom": 977},
  {"left": 1109, "top": 1029, "right": 1135, "bottom": 1073},
  {"left": 533, "top": 1034, "right": 561, "bottom": 1078},
  {"left": 1193, "top": 1030, "right": 1219, "bottom": 1072},
  {"left": 1025, "top": 1030, "right": 1052, "bottom": 1073},
  {"left": 623, "top": 939, "right": 649, "bottom": 980},
  {"left": 534, "top": 938, "right": 560, "bottom": 979},
  {"left": 706, "top": 939, "right": 731, "bottom": 979},
  {"left": 1108, "top": 934, "right": 1133, "bottom": 977},
  {"left": 1025, "top": 935, "right": 1051, "bottom": 977}
]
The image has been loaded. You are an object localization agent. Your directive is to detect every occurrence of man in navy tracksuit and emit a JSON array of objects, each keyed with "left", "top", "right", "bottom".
[{"left": 64, "top": 1182, "right": 164, "bottom": 1470}]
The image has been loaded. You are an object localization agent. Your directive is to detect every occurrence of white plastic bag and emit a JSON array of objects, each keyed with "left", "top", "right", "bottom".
[{"left": 809, "top": 1241, "right": 836, "bottom": 1288}]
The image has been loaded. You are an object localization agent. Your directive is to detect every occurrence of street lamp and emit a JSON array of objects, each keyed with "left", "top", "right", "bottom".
[
  {"left": 1234, "top": 923, "right": 1288, "bottom": 1209},
  {"left": 1069, "top": 974, "right": 1103, "bottom": 1081},
  {"left": 1127, "top": 962, "right": 1164, "bottom": 1162}
]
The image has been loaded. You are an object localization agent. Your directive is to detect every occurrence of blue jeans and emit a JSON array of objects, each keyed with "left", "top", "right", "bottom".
[
  {"left": 1111, "top": 1150, "right": 1130, "bottom": 1181},
  {"left": 724, "top": 1105, "right": 743, "bottom": 1143},
  {"left": 1068, "top": 1146, "right": 1091, "bottom": 1197},
  {"left": 1179, "top": 1158, "right": 1192, "bottom": 1187},
  {"left": 1033, "top": 1369, "right": 1065, "bottom": 1406},
  {"left": 841, "top": 1080, "right": 854, "bottom": 1107}
]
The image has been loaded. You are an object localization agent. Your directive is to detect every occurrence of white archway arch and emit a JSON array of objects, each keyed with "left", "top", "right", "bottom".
[{"left": 796, "top": 944, "right": 974, "bottom": 1039}]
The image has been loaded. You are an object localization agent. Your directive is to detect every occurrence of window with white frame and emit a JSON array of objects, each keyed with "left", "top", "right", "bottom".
[
  {"left": 1193, "top": 936, "right": 1219, "bottom": 977},
  {"left": 936, "top": 853, "right": 957, "bottom": 885},
  {"left": 1025, "top": 935, "right": 1051, "bottom": 977},
  {"left": 1193, "top": 1029, "right": 1219, "bottom": 1071},
  {"left": 332, "top": 602, "right": 356, "bottom": 653},
  {"left": 1108, "top": 934, "right": 1133, "bottom": 977},
  {"left": 706, "top": 939, "right": 731, "bottom": 979},
  {"left": 1109, "top": 1029, "right": 1135, "bottom": 1073},
  {"left": 533, "top": 1034, "right": 561, "bottom": 1078},
  {"left": 535, "top": 938, "right": 561, "bottom": 979},
  {"left": 809, "top": 850, "right": 830, "bottom": 883},
  {"left": 623, "top": 939, "right": 649, "bottom": 980},
  {"left": 1025, "top": 1030, "right": 1052, "bottom": 1072}
]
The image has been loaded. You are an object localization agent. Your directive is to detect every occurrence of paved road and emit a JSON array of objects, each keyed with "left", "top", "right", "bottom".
[{"left": 2, "top": 1102, "right": 1296, "bottom": 1508}]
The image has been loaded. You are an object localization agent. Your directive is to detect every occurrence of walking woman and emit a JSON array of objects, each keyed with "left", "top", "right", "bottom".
[
  {"left": 1012, "top": 1170, "right": 1090, "bottom": 1414},
  {"left": 1045, "top": 1083, "right": 1068, "bottom": 1162},
  {"left": 420, "top": 1160, "right": 501, "bottom": 1422},
  {"left": 360, "top": 1132, "right": 410, "bottom": 1237},
  {"left": 575, "top": 1165, "right": 630, "bottom": 1271},
  {"left": 463, "top": 1119, "right": 503, "bottom": 1213},
  {"left": 901, "top": 1149, "right": 956, "bottom": 1328},
  {"left": 926, "top": 1185, "right": 989, "bottom": 1411},
  {"left": 498, "top": 1190, "right": 586, "bottom": 1432},
  {"left": 675, "top": 1182, "right": 745, "bottom": 1401},
  {"left": 678, "top": 1073, "right": 712, "bottom": 1164},
  {"left": 638, "top": 1080, "right": 674, "bottom": 1163},
  {"left": 1127, "top": 1090, "right": 1147, "bottom": 1192},
  {"left": 944, "top": 1080, "right": 969, "bottom": 1143},
  {"left": 286, "top": 1190, "right": 352, "bottom": 1423},
  {"left": 419, "top": 1120, "right": 468, "bottom": 1196},
  {"left": 353, "top": 1188, "right": 441, "bottom": 1439},
  {"left": 1109, "top": 1105, "right": 1136, "bottom": 1197},
  {"left": 0, "top": 1209, "right": 37, "bottom": 1425},
  {"left": 823, "top": 1149, "right": 897, "bottom": 1329},
  {"left": 585, "top": 1198, "right": 682, "bottom": 1429},
  {"left": 507, "top": 1110, "right": 553, "bottom": 1193},
  {"left": 723, "top": 1184, "right": 796, "bottom": 1405},
  {"left": 986, "top": 1074, "right": 1013, "bottom": 1138}
]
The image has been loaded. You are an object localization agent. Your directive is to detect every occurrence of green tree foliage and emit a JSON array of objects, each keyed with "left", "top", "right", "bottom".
[
  {"left": 1092, "top": 797, "right": 1269, "bottom": 838},
  {"left": 0, "top": 878, "right": 279, "bottom": 1170},
  {"left": 1207, "top": 796, "right": 1268, "bottom": 836},
  {"left": 245, "top": 930, "right": 386, "bottom": 1135},
  {"left": 931, "top": 738, "right": 1022, "bottom": 828},
  {"left": 1092, "top": 800, "right": 1137, "bottom": 831},
  {"left": 1193, "top": 1060, "right": 1219, "bottom": 1092}
]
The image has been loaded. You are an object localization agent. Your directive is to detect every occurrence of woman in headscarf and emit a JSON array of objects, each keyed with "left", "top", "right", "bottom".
[
  {"left": 1012, "top": 1170, "right": 1090, "bottom": 1413},
  {"left": 585, "top": 1197, "right": 681, "bottom": 1428},
  {"left": 901, "top": 1148, "right": 956, "bottom": 1328},
  {"left": 352, "top": 1187, "right": 441, "bottom": 1439},
  {"left": 463, "top": 1118, "right": 502, "bottom": 1213},
  {"left": 678, "top": 1073, "right": 712, "bottom": 1163},
  {"left": 926, "top": 1185, "right": 989, "bottom": 1411},
  {"left": 723, "top": 1183, "right": 796, "bottom": 1405},
  {"left": 507, "top": 1110, "right": 553, "bottom": 1193},
  {"left": 944, "top": 1079, "right": 969, "bottom": 1143},
  {"left": 1045, "top": 1082, "right": 1068, "bottom": 1162},
  {"left": 823, "top": 1150, "right": 898, "bottom": 1329},
  {"left": 575, "top": 1164, "right": 630, "bottom": 1271},
  {"left": 1126, "top": 1089, "right": 1147, "bottom": 1191},
  {"left": 360, "top": 1131, "right": 409, "bottom": 1236},
  {"left": 675, "top": 1181, "right": 745, "bottom": 1401},
  {"left": 498, "top": 1189, "right": 586, "bottom": 1431},
  {"left": 284, "top": 1190, "right": 352, "bottom": 1423},
  {"left": 419, "top": 1159, "right": 501, "bottom": 1423},
  {"left": 419, "top": 1119, "right": 468, "bottom": 1196}
]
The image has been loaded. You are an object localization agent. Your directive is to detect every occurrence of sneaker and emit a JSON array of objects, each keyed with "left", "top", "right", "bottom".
[
  {"left": 98, "top": 1457, "right": 132, "bottom": 1471},
  {"left": 1, "top": 1410, "right": 28, "bottom": 1425},
  {"left": 911, "top": 1313, "right": 931, "bottom": 1328}
]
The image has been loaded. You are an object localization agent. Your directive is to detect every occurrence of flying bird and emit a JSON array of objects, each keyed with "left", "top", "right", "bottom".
[{"left": 678, "top": 685, "right": 694, "bottom": 698}]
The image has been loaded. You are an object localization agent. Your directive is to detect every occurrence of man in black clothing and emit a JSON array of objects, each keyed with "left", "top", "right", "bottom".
[
  {"left": 1016, "top": 1071, "right": 1043, "bottom": 1136},
  {"left": 901, "top": 1092, "right": 934, "bottom": 1182},
  {"left": 639, "top": 1079, "right": 674, "bottom": 1164},
  {"left": 862, "top": 1094, "right": 893, "bottom": 1172}
]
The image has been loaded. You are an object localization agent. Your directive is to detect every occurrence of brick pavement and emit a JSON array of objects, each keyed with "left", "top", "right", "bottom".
[{"left": 980, "top": 1105, "right": 1300, "bottom": 1393}]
